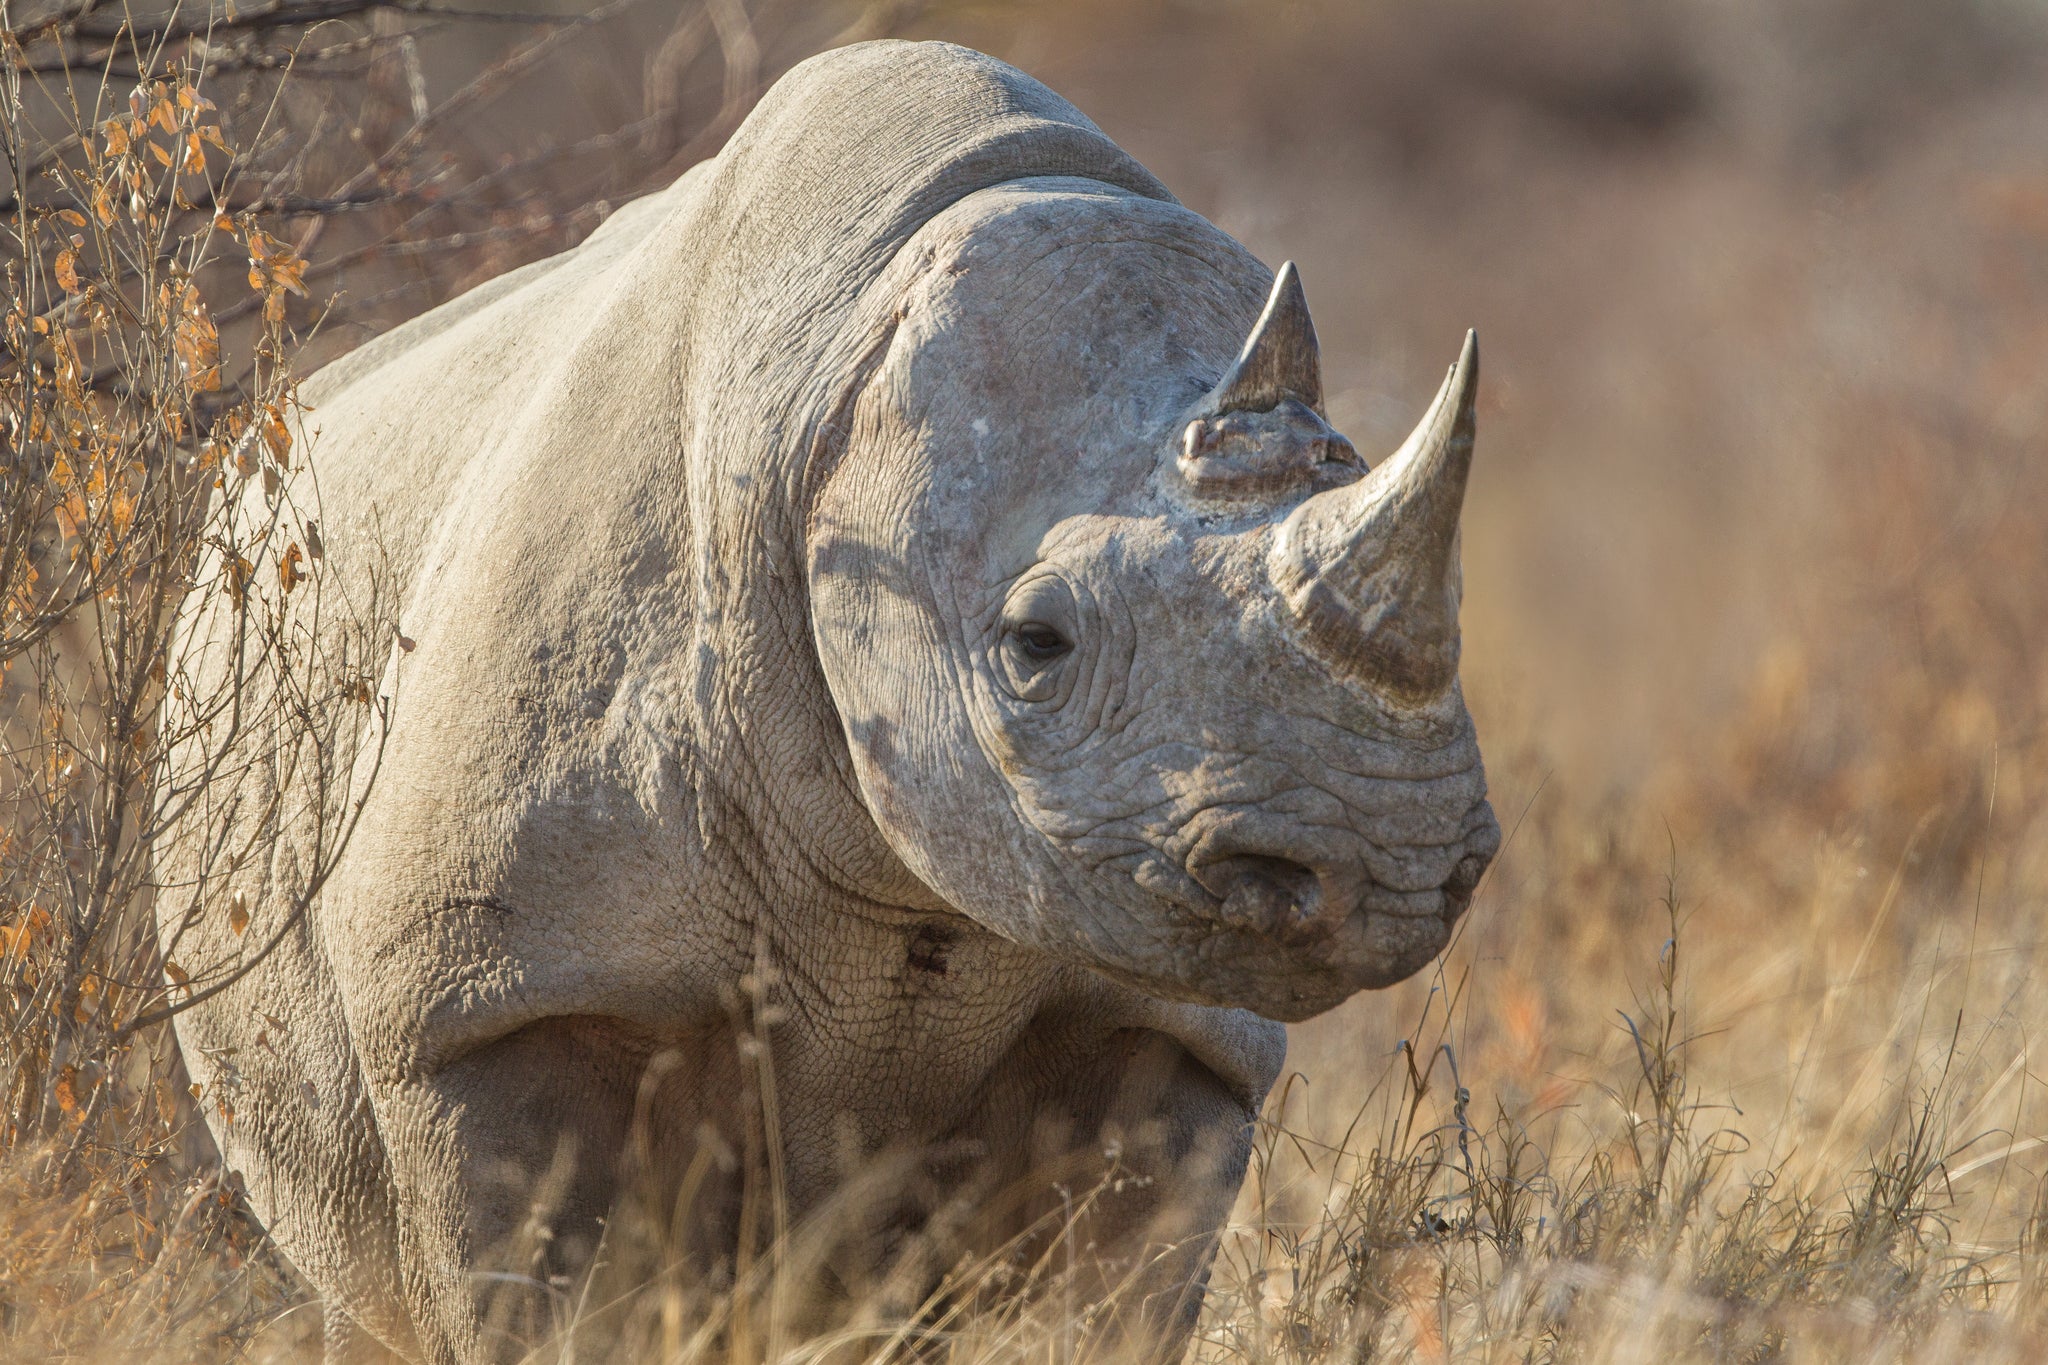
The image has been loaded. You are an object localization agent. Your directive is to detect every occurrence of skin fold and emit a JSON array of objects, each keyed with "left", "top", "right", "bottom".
[{"left": 158, "top": 40, "right": 1496, "bottom": 1365}]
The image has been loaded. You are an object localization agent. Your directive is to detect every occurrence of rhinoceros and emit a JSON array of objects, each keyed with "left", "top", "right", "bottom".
[{"left": 160, "top": 38, "right": 1498, "bottom": 1365}]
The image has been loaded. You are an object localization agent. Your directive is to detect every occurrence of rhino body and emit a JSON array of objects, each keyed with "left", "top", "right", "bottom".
[{"left": 161, "top": 41, "right": 1497, "bottom": 1364}]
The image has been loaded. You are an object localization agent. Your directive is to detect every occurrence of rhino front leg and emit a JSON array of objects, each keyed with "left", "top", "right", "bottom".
[
  {"left": 372, "top": 1017, "right": 659, "bottom": 1365},
  {"left": 950, "top": 1026, "right": 1260, "bottom": 1363},
  {"left": 323, "top": 1304, "right": 412, "bottom": 1365}
]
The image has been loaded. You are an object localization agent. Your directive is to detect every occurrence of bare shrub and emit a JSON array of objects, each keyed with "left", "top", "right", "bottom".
[{"left": 0, "top": 48, "right": 358, "bottom": 1363}]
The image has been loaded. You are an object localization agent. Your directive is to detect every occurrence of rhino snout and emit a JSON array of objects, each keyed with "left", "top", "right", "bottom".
[
  {"left": 1183, "top": 820, "right": 1384, "bottom": 944},
  {"left": 1182, "top": 807, "right": 1498, "bottom": 946},
  {"left": 1192, "top": 852, "right": 1331, "bottom": 940}
]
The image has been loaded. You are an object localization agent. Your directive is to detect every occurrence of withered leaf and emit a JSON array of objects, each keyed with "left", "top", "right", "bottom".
[{"left": 260, "top": 404, "right": 291, "bottom": 462}]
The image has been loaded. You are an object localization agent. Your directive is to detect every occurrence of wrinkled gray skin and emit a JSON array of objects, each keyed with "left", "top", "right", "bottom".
[{"left": 160, "top": 40, "right": 1496, "bottom": 1365}]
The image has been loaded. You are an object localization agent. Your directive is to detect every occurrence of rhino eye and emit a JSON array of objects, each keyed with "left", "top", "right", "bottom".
[
  {"left": 994, "top": 576, "right": 1079, "bottom": 703},
  {"left": 998, "top": 622, "right": 1072, "bottom": 702},
  {"left": 1014, "top": 623, "right": 1070, "bottom": 660}
]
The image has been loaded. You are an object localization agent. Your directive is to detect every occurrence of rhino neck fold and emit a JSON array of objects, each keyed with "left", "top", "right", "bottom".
[{"left": 623, "top": 41, "right": 1178, "bottom": 920}]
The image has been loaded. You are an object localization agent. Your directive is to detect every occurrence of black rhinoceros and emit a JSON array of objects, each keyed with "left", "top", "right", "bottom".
[{"left": 160, "top": 38, "right": 1498, "bottom": 1364}]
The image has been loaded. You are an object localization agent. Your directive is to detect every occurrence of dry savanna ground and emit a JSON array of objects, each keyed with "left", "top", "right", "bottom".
[{"left": 4, "top": 1, "right": 2048, "bottom": 1361}]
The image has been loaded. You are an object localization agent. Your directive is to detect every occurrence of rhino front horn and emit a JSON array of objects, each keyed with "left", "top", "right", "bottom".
[
  {"left": 1268, "top": 330, "right": 1478, "bottom": 702},
  {"left": 1202, "top": 261, "right": 1324, "bottom": 416}
]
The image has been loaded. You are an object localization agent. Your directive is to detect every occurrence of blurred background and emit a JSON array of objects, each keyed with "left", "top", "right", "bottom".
[
  {"left": 916, "top": 0, "right": 2048, "bottom": 1317},
  {"left": 884, "top": 0, "right": 2044, "bottom": 1115},
  {"left": 934, "top": 0, "right": 2047, "bottom": 780}
]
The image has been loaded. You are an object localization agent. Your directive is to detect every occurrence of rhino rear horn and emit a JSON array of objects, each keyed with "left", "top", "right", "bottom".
[{"left": 1202, "top": 262, "right": 1323, "bottom": 417}]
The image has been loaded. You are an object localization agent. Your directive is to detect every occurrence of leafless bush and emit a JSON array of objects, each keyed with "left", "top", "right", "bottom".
[{"left": 0, "top": 44, "right": 367, "bottom": 1362}]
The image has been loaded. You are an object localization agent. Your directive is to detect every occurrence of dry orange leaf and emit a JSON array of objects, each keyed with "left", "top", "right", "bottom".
[
  {"left": 272, "top": 254, "right": 307, "bottom": 296},
  {"left": 225, "top": 553, "right": 255, "bottom": 608},
  {"left": 228, "top": 890, "right": 250, "bottom": 936},
  {"left": 54, "top": 248, "right": 80, "bottom": 293},
  {"left": 260, "top": 404, "right": 291, "bottom": 462},
  {"left": 278, "top": 542, "right": 304, "bottom": 595},
  {"left": 173, "top": 284, "right": 221, "bottom": 392}
]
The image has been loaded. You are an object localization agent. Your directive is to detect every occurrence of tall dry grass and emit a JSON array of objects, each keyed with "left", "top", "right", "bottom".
[{"left": 7, "top": 0, "right": 2048, "bottom": 1361}]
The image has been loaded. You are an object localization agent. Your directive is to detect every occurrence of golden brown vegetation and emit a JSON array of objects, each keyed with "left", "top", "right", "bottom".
[
  {"left": 6, "top": 1, "right": 2048, "bottom": 1361},
  {"left": 0, "top": 34, "right": 375, "bottom": 1362}
]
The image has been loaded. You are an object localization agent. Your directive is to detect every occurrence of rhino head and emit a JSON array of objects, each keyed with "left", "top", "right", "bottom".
[{"left": 808, "top": 182, "right": 1499, "bottom": 1022}]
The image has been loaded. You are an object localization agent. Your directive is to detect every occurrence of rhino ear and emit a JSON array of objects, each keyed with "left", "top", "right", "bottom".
[{"left": 1201, "top": 262, "right": 1324, "bottom": 417}]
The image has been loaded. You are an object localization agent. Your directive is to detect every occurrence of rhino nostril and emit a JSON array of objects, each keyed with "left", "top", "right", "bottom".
[{"left": 1201, "top": 855, "right": 1323, "bottom": 934}]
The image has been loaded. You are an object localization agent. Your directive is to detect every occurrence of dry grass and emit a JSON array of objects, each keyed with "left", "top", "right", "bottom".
[{"left": 7, "top": 0, "right": 2048, "bottom": 1361}]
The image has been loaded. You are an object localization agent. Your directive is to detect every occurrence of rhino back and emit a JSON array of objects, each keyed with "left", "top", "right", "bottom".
[{"left": 297, "top": 166, "right": 708, "bottom": 643}]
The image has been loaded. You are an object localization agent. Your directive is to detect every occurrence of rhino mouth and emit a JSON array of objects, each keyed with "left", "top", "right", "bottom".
[
  {"left": 1106, "top": 811, "right": 1496, "bottom": 1019},
  {"left": 1167, "top": 803, "right": 1492, "bottom": 944},
  {"left": 1106, "top": 878, "right": 1461, "bottom": 1021},
  {"left": 1186, "top": 850, "right": 1487, "bottom": 942}
]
